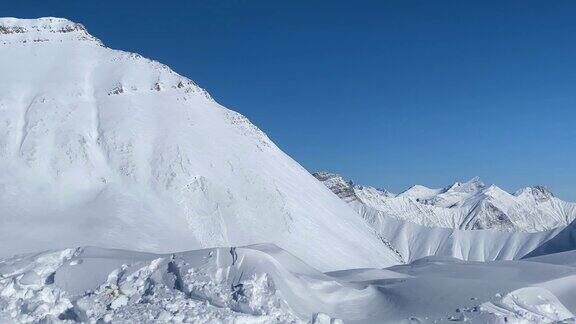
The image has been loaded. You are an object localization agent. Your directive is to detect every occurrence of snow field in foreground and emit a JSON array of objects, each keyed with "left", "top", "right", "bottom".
[{"left": 1, "top": 245, "right": 576, "bottom": 323}]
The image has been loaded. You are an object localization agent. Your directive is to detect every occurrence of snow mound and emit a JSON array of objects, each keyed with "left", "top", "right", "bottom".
[
  {"left": 0, "top": 17, "right": 401, "bottom": 271},
  {"left": 479, "top": 287, "right": 573, "bottom": 323}
]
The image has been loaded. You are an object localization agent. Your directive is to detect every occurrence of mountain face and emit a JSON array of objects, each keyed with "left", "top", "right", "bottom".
[
  {"left": 313, "top": 172, "right": 576, "bottom": 233},
  {"left": 0, "top": 17, "right": 402, "bottom": 271}
]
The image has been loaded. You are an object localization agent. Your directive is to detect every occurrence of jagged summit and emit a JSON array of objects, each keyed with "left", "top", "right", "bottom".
[
  {"left": 311, "top": 171, "right": 395, "bottom": 204},
  {"left": 515, "top": 185, "right": 555, "bottom": 201}
]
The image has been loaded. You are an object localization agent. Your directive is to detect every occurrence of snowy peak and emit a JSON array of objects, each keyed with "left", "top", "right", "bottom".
[
  {"left": 446, "top": 176, "right": 486, "bottom": 193},
  {"left": 477, "top": 184, "right": 509, "bottom": 200},
  {"left": 397, "top": 177, "right": 486, "bottom": 204},
  {"left": 0, "top": 17, "right": 102, "bottom": 45},
  {"left": 398, "top": 184, "right": 443, "bottom": 200},
  {"left": 515, "top": 186, "right": 555, "bottom": 202}
]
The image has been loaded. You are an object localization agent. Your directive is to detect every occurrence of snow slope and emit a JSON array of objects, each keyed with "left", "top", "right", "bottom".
[
  {"left": 0, "top": 17, "right": 402, "bottom": 271},
  {"left": 2, "top": 244, "right": 575, "bottom": 323},
  {"left": 524, "top": 218, "right": 576, "bottom": 258},
  {"left": 374, "top": 215, "right": 562, "bottom": 263},
  {"left": 313, "top": 172, "right": 576, "bottom": 233}
]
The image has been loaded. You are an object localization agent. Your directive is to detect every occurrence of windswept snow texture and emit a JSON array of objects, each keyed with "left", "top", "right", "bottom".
[
  {"left": 1, "top": 245, "right": 576, "bottom": 323},
  {"left": 314, "top": 172, "right": 576, "bottom": 262},
  {"left": 0, "top": 17, "right": 402, "bottom": 271}
]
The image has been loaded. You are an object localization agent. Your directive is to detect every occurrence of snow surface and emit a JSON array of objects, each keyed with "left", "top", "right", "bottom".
[
  {"left": 1, "top": 245, "right": 576, "bottom": 323},
  {"left": 0, "top": 17, "right": 401, "bottom": 271}
]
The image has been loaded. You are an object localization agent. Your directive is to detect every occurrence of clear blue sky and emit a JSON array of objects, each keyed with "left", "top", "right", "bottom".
[{"left": 5, "top": 1, "right": 576, "bottom": 199}]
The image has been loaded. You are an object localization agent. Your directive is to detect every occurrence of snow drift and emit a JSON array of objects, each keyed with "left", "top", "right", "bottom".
[{"left": 2, "top": 245, "right": 576, "bottom": 323}]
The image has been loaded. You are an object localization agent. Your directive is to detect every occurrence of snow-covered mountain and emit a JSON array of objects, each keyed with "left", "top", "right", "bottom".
[
  {"left": 314, "top": 172, "right": 576, "bottom": 232},
  {"left": 0, "top": 17, "right": 403, "bottom": 271}
]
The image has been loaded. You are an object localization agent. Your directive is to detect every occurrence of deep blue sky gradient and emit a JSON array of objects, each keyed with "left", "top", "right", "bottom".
[{"left": 4, "top": 1, "right": 576, "bottom": 199}]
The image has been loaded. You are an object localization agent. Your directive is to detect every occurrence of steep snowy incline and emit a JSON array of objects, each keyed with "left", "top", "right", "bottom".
[
  {"left": 314, "top": 172, "right": 576, "bottom": 232},
  {"left": 373, "top": 214, "right": 562, "bottom": 263},
  {"left": 0, "top": 17, "right": 401, "bottom": 271}
]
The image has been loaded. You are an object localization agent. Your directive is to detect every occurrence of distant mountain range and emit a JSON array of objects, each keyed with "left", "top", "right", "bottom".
[{"left": 313, "top": 172, "right": 576, "bottom": 232}]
